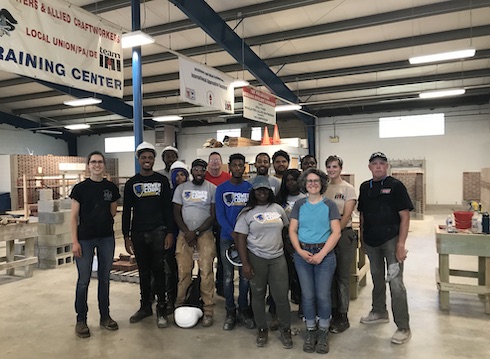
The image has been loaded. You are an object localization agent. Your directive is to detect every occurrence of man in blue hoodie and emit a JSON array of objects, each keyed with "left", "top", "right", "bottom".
[{"left": 215, "top": 153, "right": 255, "bottom": 330}]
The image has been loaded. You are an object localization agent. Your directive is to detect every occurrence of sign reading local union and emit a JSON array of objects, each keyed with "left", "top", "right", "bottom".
[{"left": 0, "top": 0, "right": 123, "bottom": 98}]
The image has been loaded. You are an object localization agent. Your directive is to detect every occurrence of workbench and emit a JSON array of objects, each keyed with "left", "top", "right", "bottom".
[
  {"left": 350, "top": 222, "right": 370, "bottom": 299},
  {"left": 435, "top": 226, "right": 490, "bottom": 314},
  {"left": 0, "top": 221, "right": 38, "bottom": 277}
]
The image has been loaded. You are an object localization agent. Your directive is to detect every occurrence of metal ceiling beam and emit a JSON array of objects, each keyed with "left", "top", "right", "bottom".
[{"left": 169, "top": 0, "right": 316, "bottom": 153}]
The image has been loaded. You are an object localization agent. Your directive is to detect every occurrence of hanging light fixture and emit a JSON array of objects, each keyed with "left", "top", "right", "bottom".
[
  {"left": 419, "top": 88, "right": 466, "bottom": 99},
  {"left": 121, "top": 30, "right": 155, "bottom": 48},
  {"left": 63, "top": 97, "right": 102, "bottom": 107},
  {"left": 409, "top": 49, "right": 476, "bottom": 65},
  {"left": 64, "top": 124, "right": 91, "bottom": 130},
  {"left": 275, "top": 104, "right": 302, "bottom": 112},
  {"left": 152, "top": 115, "right": 183, "bottom": 122}
]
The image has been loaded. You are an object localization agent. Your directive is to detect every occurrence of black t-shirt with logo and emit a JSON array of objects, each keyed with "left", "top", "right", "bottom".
[
  {"left": 122, "top": 172, "right": 174, "bottom": 236},
  {"left": 358, "top": 176, "right": 413, "bottom": 246},
  {"left": 70, "top": 178, "right": 121, "bottom": 241}
]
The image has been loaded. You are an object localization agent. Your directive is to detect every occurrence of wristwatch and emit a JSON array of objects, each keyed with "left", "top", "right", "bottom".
[{"left": 194, "top": 229, "right": 201, "bottom": 237}]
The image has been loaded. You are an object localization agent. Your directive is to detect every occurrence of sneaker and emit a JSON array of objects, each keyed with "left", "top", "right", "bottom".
[
  {"left": 237, "top": 308, "right": 256, "bottom": 329},
  {"left": 330, "top": 313, "right": 350, "bottom": 334},
  {"left": 223, "top": 308, "right": 236, "bottom": 331},
  {"left": 256, "top": 328, "right": 268, "bottom": 347},
  {"left": 100, "top": 316, "right": 119, "bottom": 330},
  {"left": 303, "top": 329, "right": 317, "bottom": 353},
  {"left": 202, "top": 314, "right": 214, "bottom": 327},
  {"left": 316, "top": 329, "right": 329, "bottom": 354},
  {"left": 130, "top": 306, "right": 153, "bottom": 323},
  {"left": 75, "top": 320, "right": 90, "bottom": 338},
  {"left": 391, "top": 328, "right": 411, "bottom": 344},
  {"left": 279, "top": 328, "right": 293, "bottom": 349},
  {"left": 360, "top": 311, "right": 389, "bottom": 324},
  {"left": 269, "top": 315, "right": 279, "bottom": 331}
]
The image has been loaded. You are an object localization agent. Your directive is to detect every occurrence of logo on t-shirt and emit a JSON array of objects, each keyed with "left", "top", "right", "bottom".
[
  {"left": 381, "top": 188, "right": 391, "bottom": 194},
  {"left": 223, "top": 192, "right": 249, "bottom": 207},
  {"left": 103, "top": 189, "right": 113, "bottom": 201},
  {"left": 183, "top": 190, "right": 208, "bottom": 202},
  {"left": 133, "top": 182, "right": 161, "bottom": 198},
  {"left": 333, "top": 193, "right": 345, "bottom": 200},
  {"left": 253, "top": 212, "right": 282, "bottom": 224}
]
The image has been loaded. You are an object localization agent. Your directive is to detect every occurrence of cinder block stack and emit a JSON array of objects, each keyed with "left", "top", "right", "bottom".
[{"left": 36, "top": 189, "right": 73, "bottom": 269}]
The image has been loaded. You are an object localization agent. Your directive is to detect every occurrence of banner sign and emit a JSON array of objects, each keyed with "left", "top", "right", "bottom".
[
  {"left": 179, "top": 57, "right": 234, "bottom": 114},
  {"left": 242, "top": 86, "right": 276, "bottom": 124},
  {"left": 0, "top": 0, "right": 123, "bottom": 98}
]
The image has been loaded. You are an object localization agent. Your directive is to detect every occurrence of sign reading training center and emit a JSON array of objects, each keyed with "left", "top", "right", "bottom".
[
  {"left": 179, "top": 57, "right": 234, "bottom": 114},
  {"left": 243, "top": 86, "right": 276, "bottom": 124},
  {"left": 0, "top": 0, "right": 123, "bottom": 98}
]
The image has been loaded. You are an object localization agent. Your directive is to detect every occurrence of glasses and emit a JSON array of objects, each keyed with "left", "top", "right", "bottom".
[
  {"left": 89, "top": 160, "right": 104, "bottom": 165},
  {"left": 306, "top": 179, "right": 320, "bottom": 184}
]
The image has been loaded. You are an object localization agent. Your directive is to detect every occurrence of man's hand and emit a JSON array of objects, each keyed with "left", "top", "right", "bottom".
[
  {"left": 396, "top": 244, "right": 408, "bottom": 263},
  {"left": 164, "top": 233, "right": 174, "bottom": 250},
  {"left": 242, "top": 263, "right": 254, "bottom": 280},
  {"left": 184, "top": 230, "right": 197, "bottom": 247},
  {"left": 72, "top": 241, "right": 82, "bottom": 258},
  {"left": 124, "top": 236, "right": 134, "bottom": 255}
]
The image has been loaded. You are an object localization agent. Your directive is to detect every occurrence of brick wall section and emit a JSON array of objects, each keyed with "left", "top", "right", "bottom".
[
  {"left": 481, "top": 168, "right": 490, "bottom": 212},
  {"left": 462, "top": 171, "right": 481, "bottom": 202},
  {"left": 340, "top": 174, "right": 355, "bottom": 187},
  {"left": 391, "top": 171, "right": 425, "bottom": 219}
]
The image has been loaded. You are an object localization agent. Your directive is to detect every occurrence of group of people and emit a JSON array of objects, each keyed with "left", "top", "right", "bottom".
[{"left": 70, "top": 144, "right": 413, "bottom": 353}]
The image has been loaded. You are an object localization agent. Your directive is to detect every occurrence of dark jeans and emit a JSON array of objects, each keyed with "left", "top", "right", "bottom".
[
  {"left": 248, "top": 251, "right": 290, "bottom": 330},
  {"left": 220, "top": 239, "right": 250, "bottom": 310},
  {"left": 75, "top": 236, "right": 115, "bottom": 322},
  {"left": 331, "top": 228, "right": 357, "bottom": 314},
  {"left": 364, "top": 236, "right": 410, "bottom": 329},
  {"left": 213, "top": 223, "right": 223, "bottom": 293},
  {"left": 132, "top": 226, "right": 167, "bottom": 308}
]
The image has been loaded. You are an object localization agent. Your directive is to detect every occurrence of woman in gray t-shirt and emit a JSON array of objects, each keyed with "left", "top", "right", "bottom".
[{"left": 235, "top": 177, "right": 293, "bottom": 349}]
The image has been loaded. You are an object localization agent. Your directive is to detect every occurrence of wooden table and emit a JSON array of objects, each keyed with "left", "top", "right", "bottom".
[
  {"left": 435, "top": 226, "right": 490, "bottom": 314},
  {"left": 350, "top": 221, "right": 370, "bottom": 299},
  {"left": 0, "top": 222, "right": 38, "bottom": 277}
]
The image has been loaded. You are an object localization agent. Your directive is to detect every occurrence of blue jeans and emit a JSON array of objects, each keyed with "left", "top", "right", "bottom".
[
  {"left": 364, "top": 236, "right": 410, "bottom": 329},
  {"left": 220, "top": 239, "right": 250, "bottom": 310},
  {"left": 294, "top": 250, "right": 336, "bottom": 329},
  {"left": 75, "top": 236, "right": 115, "bottom": 322}
]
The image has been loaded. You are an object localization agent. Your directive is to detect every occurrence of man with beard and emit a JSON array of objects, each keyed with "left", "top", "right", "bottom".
[
  {"left": 173, "top": 159, "right": 217, "bottom": 327},
  {"left": 122, "top": 142, "right": 174, "bottom": 328},
  {"left": 215, "top": 153, "right": 255, "bottom": 331},
  {"left": 250, "top": 152, "right": 281, "bottom": 195},
  {"left": 272, "top": 150, "right": 290, "bottom": 180},
  {"left": 158, "top": 146, "right": 179, "bottom": 186}
]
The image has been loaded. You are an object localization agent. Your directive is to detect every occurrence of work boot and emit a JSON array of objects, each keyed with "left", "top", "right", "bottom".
[
  {"left": 237, "top": 307, "right": 256, "bottom": 329},
  {"left": 256, "top": 328, "right": 268, "bottom": 347},
  {"left": 316, "top": 328, "right": 329, "bottom": 354},
  {"left": 279, "top": 328, "right": 293, "bottom": 349},
  {"left": 269, "top": 314, "right": 279, "bottom": 331},
  {"left": 130, "top": 304, "right": 153, "bottom": 323},
  {"left": 303, "top": 328, "right": 317, "bottom": 353},
  {"left": 360, "top": 310, "right": 389, "bottom": 324},
  {"left": 75, "top": 320, "right": 90, "bottom": 338},
  {"left": 100, "top": 315, "right": 119, "bottom": 330},
  {"left": 330, "top": 312, "right": 350, "bottom": 334},
  {"left": 156, "top": 303, "right": 168, "bottom": 328},
  {"left": 223, "top": 308, "right": 236, "bottom": 331},
  {"left": 202, "top": 314, "right": 214, "bottom": 327}
]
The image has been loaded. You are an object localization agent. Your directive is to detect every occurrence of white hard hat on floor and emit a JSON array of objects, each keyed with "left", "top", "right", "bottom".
[
  {"left": 135, "top": 141, "right": 156, "bottom": 158},
  {"left": 174, "top": 306, "right": 203, "bottom": 328}
]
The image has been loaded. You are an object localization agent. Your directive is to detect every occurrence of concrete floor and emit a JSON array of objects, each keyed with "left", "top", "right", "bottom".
[{"left": 1, "top": 211, "right": 489, "bottom": 359}]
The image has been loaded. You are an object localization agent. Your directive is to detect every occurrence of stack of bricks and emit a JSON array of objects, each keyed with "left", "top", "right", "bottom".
[
  {"left": 481, "top": 168, "right": 490, "bottom": 213},
  {"left": 109, "top": 254, "right": 139, "bottom": 283},
  {"left": 36, "top": 189, "right": 73, "bottom": 269},
  {"left": 391, "top": 171, "right": 425, "bottom": 220},
  {"left": 463, "top": 171, "right": 481, "bottom": 202}
]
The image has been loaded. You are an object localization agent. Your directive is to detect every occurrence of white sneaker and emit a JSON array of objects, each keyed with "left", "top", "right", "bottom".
[
  {"left": 391, "top": 328, "right": 411, "bottom": 344},
  {"left": 360, "top": 311, "right": 389, "bottom": 324}
]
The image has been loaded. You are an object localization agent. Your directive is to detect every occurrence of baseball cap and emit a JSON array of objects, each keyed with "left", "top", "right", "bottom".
[
  {"left": 369, "top": 152, "right": 388, "bottom": 162},
  {"left": 252, "top": 176, "right": 272, "bottom": 190},
  {"left": 191, "top": 159, "right": 207, "bottom": 169}
]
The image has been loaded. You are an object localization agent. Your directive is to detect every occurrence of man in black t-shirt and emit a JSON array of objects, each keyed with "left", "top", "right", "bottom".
[
  {"left": 122, "top": 142, "right": 174, "bottom": 328},
  {"left": 357, "top": 152, "right": 413, "bottom": 345},
  {"left": 71, "top": 151, "right": 120, "bottom": 338}
]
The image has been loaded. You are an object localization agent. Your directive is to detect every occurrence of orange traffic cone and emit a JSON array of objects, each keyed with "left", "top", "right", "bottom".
[
  {"left": 272, "top": 124, "right": 281, "bottom": 144},
  {"left": 261, "top": 126, "right": 271, "bottom": 145}
]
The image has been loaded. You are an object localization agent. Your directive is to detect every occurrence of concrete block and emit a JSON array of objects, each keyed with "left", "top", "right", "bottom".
[
  {"left": 38, "top": 210, "right": 71, "bottom": 224},
  {"left": 37, "top": 233, "right": 72, "bottom": 247},
  {"left": 37, "top": 200, "right": 60, "bottom": 213},
  {"left": 38, "top": 189, "right": 53, "bottom": 201},
  {"left": 38, "top": 253, "right": 73, "bottom": 269},
  {"left": 37, "top": 222, "right": 71, "bottom": 236},
  {"left": 60, "top": 198, "right": 72, "bottom": 210},
  {"left": 15, "top": 242, "right": 26, "bottom": 256},
  {"left": 37, "top": 244, "right": 72, "bottom": 261}
]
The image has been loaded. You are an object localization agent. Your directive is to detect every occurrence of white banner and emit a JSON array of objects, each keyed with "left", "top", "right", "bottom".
[
  {"left": 179, "top": 57, "right": 234, "bottom": 114},
  {"left": 0, "top": 0, "right": 123, "bottom": 98},
  {"left": 242, "top": 86, "right": 276, "bottom": 124}
]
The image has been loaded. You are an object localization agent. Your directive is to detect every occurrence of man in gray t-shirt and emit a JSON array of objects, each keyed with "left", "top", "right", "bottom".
[{"left": 173, "top": 159, "right": 217, "bottom": 327}]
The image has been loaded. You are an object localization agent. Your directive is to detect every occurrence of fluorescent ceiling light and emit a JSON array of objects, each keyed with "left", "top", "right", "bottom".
[
  {"left": 37, "top": 129, "right": 63, "bottom": 135},
  {"left": 275, "top": 104, "right": 302, "bottom": 112},
  {"left": 152, "top": 115, "right": 183, "bottom": 122},
  {"left": 409, "top": 49, "right": 476, "bottom": 65},
  {"left": 63, "top": 97, "right": 102, "bottom": 107},
  {"left": 419, "top": 88, "right": 466, "bottom": 99},
  {"left": 64, "top": 124, "right": 91, "bottom": 130},
  {"left": 121, "top": 30, "right": 155, "bottom": 48},
  {"left": 231, "top": 80, "right": 250, "bottom": 87}
]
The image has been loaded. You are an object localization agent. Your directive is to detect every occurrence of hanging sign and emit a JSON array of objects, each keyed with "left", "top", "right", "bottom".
[
  {"left": 179, "top": 57, "right": 234, "bottom": 114},
  {"left": 242, "top": 86, "right": 276, "bottom": 124},
  {"left": 0, "top": 0, "right": 123, "bottom": 98}
]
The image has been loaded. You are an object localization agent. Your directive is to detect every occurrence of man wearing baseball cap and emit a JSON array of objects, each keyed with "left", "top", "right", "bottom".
[{"left": 357, "top": 152, "right": 413, "bottom": 345}]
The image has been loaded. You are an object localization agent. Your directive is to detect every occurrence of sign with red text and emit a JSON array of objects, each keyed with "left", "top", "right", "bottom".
[
  {"left": 242, "top": 86, "right": 276, "bottom": 124},
  {"left": 179, "top": 57, "right": 234, "bottom": 114},
  {"left": 0, "top": 0, "right": 123, "bottom": 97}
]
